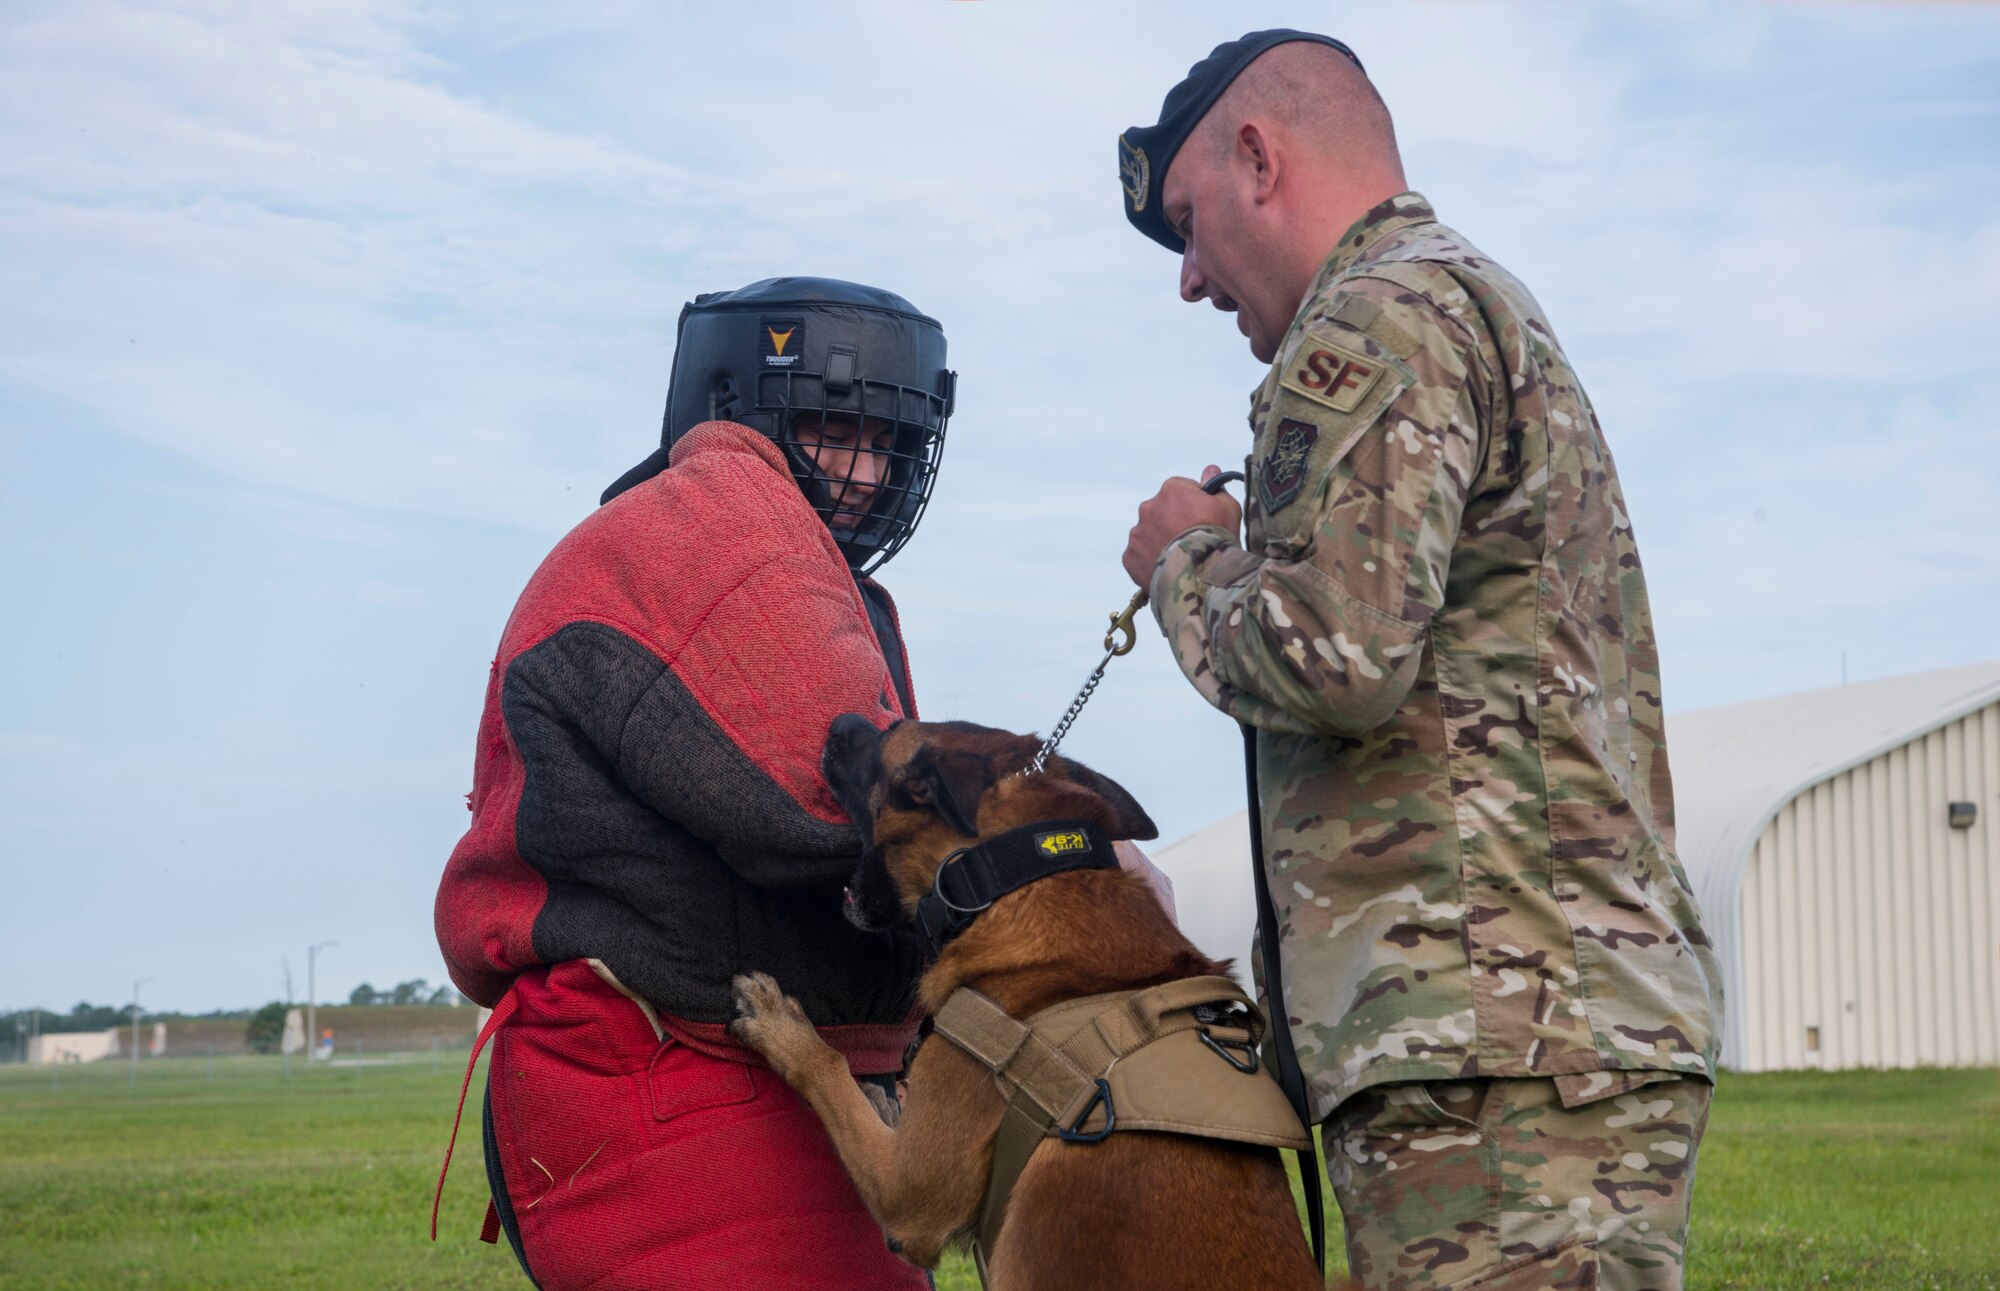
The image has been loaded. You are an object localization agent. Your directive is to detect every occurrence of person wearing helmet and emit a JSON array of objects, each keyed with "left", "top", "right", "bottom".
[{"left": 433, "top": 278, "right": 954, "bottom": 1290}]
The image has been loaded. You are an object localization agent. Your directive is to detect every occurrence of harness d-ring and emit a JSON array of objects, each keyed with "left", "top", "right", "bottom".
[
  {"left": 1055, "top": 1078, "right": 1117, "bottom": 1144},
  {"left": 1199, "top": 1027, "right": 1261, "bottom": 1074},
  {"left": 929, "top": 849, "right": 991, "bottom": 916}
]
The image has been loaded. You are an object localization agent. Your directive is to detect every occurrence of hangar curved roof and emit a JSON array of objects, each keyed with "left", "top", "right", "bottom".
[
  {"left": 1153, "top": 660, "right": 2000, "bottom": 1069},
  {"left": 1669, "top": 659, "right": 2000, "bottom": 1066}
]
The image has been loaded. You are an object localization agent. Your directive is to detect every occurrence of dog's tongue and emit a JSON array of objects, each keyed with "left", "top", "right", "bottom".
[{"left": 843, "top": 887, "right": 858, "bottom": 911}]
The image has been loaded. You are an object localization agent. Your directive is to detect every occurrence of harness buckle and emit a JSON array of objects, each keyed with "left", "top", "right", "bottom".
[{"left": 1055, "top": 1078, "right": 1117, "bottom": 1144}]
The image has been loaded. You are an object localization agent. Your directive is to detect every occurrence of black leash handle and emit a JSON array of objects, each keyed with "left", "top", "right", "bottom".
[
  {"left": 1212, "top": 457, "right": 1326, "bottom": 1272},
  {"left": 1243, "top": 722, "right": 1328, "bottom": 1273}
]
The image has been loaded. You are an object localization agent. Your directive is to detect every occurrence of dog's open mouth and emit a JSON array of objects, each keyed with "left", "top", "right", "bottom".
[
  {"left": 841, "top": 884, "right": 875, "bottom": 933},
  {"left": 841, "top": 862, "right": 906, "bottom": 933}
]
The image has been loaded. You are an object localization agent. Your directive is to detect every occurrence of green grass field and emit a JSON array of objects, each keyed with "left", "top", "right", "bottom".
[{"left": 0, "top": 1057, "right": 1993, "bottom": 1289}]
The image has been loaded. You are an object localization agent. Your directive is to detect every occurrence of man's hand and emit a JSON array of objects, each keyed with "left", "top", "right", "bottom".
[{"left": 1122, "top": 465, "right": 1242, "bottom": 587}]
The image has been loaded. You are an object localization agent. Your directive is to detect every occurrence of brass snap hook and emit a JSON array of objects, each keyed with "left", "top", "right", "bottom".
[
  {"left": 1104, "top": 590, "right": 1148, "bottom": 657},
  {"left": 1100, "top": 471, "right": 1240, "bottom": 658}
]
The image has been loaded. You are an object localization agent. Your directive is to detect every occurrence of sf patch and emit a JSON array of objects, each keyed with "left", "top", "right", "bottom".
[
  {"left": 1258, "top": 417, "right": 1320, "bottom": 513},
  {"left": 761, "top": 317, "right": 804, "bottom": 367},
  {"left": 1278, "top": 327, "right": 1385, "bottom": 414}
]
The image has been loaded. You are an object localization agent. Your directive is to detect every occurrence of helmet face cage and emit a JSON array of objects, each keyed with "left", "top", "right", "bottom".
[
  {"left": 632, "top": 279, "right": 955, "bottom": 574},
  {"left": 762, "top": 368, "right": 950, "bottom": 576}
]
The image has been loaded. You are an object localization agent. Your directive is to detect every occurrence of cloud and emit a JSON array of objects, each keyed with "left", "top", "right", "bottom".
[
  {"left": 1636, "top": 374, "right": 2000, "bottom": 699},
  {"left": 0, "top": 0, "right": 732, "bottom": 534},
  {"left": 8, "top": 0, "right": 1982, "bottom": 692},
  {"left": 2, "top": 1, "right": 1995, "bottom": 1010}
]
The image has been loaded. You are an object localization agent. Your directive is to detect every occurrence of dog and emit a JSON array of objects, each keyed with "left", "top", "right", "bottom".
[{"left": 729, "top": 716, "right": 1331, "bottom": 1290}]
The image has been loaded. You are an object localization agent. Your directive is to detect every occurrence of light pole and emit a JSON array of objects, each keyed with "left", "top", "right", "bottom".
[
  {"left": 130, "top": 977, "right": 153, "bottom": 1087},
  {"left": 306, "top": 941, "right": 336, "bottom": 1064}
]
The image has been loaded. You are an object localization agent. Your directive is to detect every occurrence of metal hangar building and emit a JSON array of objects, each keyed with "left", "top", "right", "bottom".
[
  {"left": 1673, "top": 660, "right": 2000, "bottom": 1072},
  {"left": 1154, "top": 660, "right": 2000, "bottom": 1075}
]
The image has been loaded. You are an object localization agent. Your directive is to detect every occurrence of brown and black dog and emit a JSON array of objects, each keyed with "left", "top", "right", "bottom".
[{"left": 729, "top": 715, "right": 1332, "bottom": 1290}]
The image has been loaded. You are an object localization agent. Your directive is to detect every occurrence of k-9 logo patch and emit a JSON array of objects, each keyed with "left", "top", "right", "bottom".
[
  {"left": 1258, "top": 418, "right": 1320, "bottom": 512},
  {"left": 1036, "top": 829, "right": 1089, "bottom": 858}
]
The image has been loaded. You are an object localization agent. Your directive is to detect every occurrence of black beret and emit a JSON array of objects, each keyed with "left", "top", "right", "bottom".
[{"left": 1119, "top": 29, "right": 1364, "bottom": 254}]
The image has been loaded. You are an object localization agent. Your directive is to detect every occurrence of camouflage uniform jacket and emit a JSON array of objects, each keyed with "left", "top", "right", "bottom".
[{"left": 1151, "top": 192, "right": 1722, "bottom": 1120}]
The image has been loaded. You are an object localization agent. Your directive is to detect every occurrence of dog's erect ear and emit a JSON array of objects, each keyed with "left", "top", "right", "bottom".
[
  {"left": 929, "top": 749, "right": 989, "bottom": 838},
  {"left": 1057, "top": 757, "right": 1158, "bottom": 841}
]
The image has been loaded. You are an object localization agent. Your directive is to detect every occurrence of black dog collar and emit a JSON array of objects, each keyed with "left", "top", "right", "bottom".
[{"left": 917, "top": 820, "right": 1120, "bottom": 956}]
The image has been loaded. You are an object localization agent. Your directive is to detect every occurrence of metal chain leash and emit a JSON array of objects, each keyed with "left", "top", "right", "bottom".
[
  {"left": 1025, "top": 470, "right": 1244, "bottom": 776},
  {"left": 1026, "top": 591, "right": 1147, "bottom": 775}
]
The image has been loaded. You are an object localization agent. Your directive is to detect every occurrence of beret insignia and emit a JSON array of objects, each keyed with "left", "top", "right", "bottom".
[{"left": 1118, "top": 134, "right": 1150, "bottom": 214}]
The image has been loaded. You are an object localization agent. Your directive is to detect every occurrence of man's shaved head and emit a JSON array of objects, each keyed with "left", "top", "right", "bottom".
[
  {"left": 1198, "top": 41, "right": 1401, "bottom": 181},
  {"left": 1159, "top": 40, "right": 1410, "bottom": 362}
]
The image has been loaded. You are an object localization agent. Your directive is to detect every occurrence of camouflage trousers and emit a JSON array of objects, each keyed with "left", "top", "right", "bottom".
[{"left": 1324, "top": 1076, "right": 1711, "bottom": 1290}]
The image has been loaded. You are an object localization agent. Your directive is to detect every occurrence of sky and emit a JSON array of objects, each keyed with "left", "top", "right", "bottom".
[{"left": 2, "top": 0, "right": 1996, "bottom": 1015}]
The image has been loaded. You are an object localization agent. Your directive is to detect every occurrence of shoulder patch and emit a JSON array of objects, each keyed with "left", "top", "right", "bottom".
[
  {"left": 1277, "top": 327, "right": 1387, "bottom": 414},
  {"left": 1257, "top": 417, "right": 1319, "bottom": 513},
  {"left": 1246, "top": 320, "right": 1418, "bottom": 551}
]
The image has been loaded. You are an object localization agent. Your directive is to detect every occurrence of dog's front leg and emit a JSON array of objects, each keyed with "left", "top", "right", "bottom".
[{"left": 731, "top": 972, "right": 994, "bottom": 1266}]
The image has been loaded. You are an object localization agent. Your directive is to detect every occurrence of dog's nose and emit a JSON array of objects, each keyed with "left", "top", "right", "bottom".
[
  {"left": 829, "top": 713, "right": 878, "bottom": 749},
  {"left": 824, "top": 713, "right": 883, "bottom": 783}
]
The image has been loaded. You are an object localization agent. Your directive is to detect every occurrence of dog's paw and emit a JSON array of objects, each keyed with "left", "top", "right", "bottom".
[{"left": 729, "top": 972, "right": 811, "bottom": 1056}]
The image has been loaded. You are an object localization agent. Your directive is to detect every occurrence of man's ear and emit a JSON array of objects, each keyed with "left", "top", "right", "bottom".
[
  {"left": 929, "top": 750, "right": 989, "bottom": 838},
  {"left": 1057, "top": 758, "right": 1159, "bottom": 841},
  {"left": 1236, "top": 121, "right": 1279, "bottom": 203}
]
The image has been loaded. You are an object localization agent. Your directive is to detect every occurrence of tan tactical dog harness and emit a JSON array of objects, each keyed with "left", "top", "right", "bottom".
[{"left": 932, "top": 974, "right": 1310, "bottom": 1268}]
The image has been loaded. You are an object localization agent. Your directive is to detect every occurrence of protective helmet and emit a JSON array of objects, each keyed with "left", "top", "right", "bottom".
[{"left": 603, "top": 276, "right": 957, "bottom": 575}]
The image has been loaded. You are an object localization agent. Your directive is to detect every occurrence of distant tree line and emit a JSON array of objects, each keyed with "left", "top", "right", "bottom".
[
  {"left": 5, "top": 980, "right": 464, "bottom": 1056},
  {"left": 346, "top": 978, "right": 460, "bottom": 1007},
  {"left": 2, "top": 1002, "right": 259, "bottom": 1036}
]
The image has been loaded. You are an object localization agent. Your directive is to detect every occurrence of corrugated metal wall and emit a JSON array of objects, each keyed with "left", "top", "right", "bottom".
[{"left": 1738, "top": 701, "right": 2000, "bottom": 1071}]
